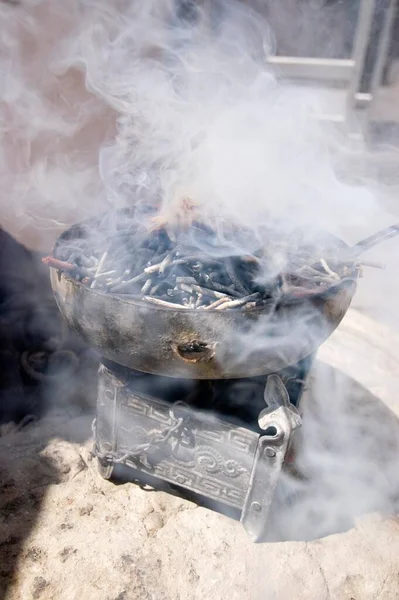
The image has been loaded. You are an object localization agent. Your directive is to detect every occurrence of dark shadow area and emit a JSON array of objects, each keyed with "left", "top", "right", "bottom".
[
  {"left": 0, "top": 227, "right": 97, "bottom": 424},
  {"left": 0, "top": 228, "right": 98, "bottom": 599},
  {"left": 110, "top": 463, "right": 243, "bottom": 522}
]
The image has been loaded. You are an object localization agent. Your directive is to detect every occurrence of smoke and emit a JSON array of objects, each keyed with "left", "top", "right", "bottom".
[
  {"left": 1, "top": 0, "right": 386, "bottom": 244},
  {"left": 49, "top": 0, "right": 384, "bottom": 241},
  {"left": 0, "top": 0, "right": 116, "bottom": 248},
  {"left": 1, "top": 0, "right": 399, "bottom": 546}
]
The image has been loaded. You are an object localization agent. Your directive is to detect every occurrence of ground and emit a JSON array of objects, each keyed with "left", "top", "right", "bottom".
[{"left": 1, "top": 307, "right": 399, "bottom": 600}]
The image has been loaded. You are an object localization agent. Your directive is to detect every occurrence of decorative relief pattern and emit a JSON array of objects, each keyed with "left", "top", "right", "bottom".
[{"left": 97, "top": 368, "right": 259, "bottom": 509}]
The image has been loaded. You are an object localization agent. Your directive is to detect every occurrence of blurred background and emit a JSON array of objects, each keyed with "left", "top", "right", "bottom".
[{"left": 263, "top": 0, "right": 399, "bottom": 137}]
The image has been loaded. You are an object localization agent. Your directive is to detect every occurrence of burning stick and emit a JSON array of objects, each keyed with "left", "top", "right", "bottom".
[
  {"left": 41, "top": 256, "right": 90, "bottom": 279},
  {"left": 42, "top": 256, "right": 76, "bottom": 272}
]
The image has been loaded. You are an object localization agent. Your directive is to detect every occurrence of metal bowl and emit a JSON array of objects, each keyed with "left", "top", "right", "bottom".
[{"left": 49, "top": 215, "right": 357, "bottom": 379}]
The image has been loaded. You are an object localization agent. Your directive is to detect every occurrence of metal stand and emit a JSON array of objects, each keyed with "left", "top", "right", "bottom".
[{"left": 93, "top": 364, "right": 304, "bottom": 542}]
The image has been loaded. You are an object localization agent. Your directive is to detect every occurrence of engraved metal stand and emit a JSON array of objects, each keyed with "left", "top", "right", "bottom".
[{"left": 93, "top": 363, "right": 304, "bottom": 542}]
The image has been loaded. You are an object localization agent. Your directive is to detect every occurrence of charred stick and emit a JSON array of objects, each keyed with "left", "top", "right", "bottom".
[
  {"left": 150, "top": 283, "right": 162, "bottom": 295},
  {"left": 144, "top": 258, "right": 169, "bottom": 275},
  {"left": 159, "top": 252, "right": 173, "bottom": 275},
  {"left": 204, "top": 281, "right": 241, "bottom": 297},
  {"left": 142, "top": 296, "right": 189, "bottom": 309},
  {"left": 225, "top": 258, "right": 250, "bottom": 295},
  {"left": 144, "top": 249, "right": 169, "bottom": 268},
  {"left": 243, "top": 301, "right": 258, "bottom": 310},
  {"left": 175, "top": 276, "right": 197, "bottom": 286},
  {"left": 96, "top": 251, "right": 109, "bottom": 273},
  {"left": 91, "top": 251, "right": 109, "bottom": 288},
  {"left": 194, "top": 285, "right": 231, "bottom": 300},
  {"left": 172, "top": 256, "right": 223, "bottom": 267},
  {"left": 191, "top": 261, "right": 202, "bottom": 273},
  {"left": 178, "top": 283, "right": 195, "bottom": 295},
  {"left": 94, "top": 270, "right": 117, "bottom": 280},
  {"left": 109, "top": 272, "right": 148, "bottom": 292},
  {"left": 203, "top": 297, "right": 231, "bottom": 310},
  {"left": 106, "top": 270, "right": 130, "bottom": 288},
  {"left": 141, "top": 278, "right": 153, "bottom": 294},
  {"left": 177, "top": 282, "right": 231, "bottom": 300},
  {"left": 195, "top": 294, "right": 204, "bottom": 308},
  {"left": 144, "top": 252, "right": 173, "bottom": 275},
  {"left": 215, "top": 293, "right": 261, "bottom": 310}
]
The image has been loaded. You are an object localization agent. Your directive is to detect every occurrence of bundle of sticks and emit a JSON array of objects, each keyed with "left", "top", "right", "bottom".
[{"left": 42, "top": 205, "right": 379, "bottom": 310}]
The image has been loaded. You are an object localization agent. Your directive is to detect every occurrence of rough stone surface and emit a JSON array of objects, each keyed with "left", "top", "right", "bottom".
[{"left": 1, "top": 309, "right": 399, "bottom": 600}]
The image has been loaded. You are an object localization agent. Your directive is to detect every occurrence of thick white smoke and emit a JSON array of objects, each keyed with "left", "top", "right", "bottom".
[
  {"left": 0, "top": 0, "right": 116, "bottom": 249},
  {"left": 1, "top": 0, "right": 390, "bottom": 247},
  {"left": 2, "top": 0, "right": 399, "bottom": 543},
  {"left": 54, "top": 0, "right": 387, "bottom": 242}
]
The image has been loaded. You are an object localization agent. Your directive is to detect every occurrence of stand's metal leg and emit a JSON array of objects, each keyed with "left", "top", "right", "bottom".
[
  {"left": 97, "top": 458, "right": 114, "bottom": 480},
  {"left": 240, "top": 375, "right": 302, "bottom": 542}
]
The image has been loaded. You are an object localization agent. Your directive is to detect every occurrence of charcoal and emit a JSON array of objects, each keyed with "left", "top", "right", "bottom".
[{"left": 49, "top": 212, "right": 350, "bottom": 310}]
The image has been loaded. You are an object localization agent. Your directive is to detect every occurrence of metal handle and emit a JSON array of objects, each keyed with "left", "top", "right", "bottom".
[
  {"left": 171, "top": 340, "right": 216, "bottom": 363},
  {"left": 352, "top": 223, "right": 399, "bottom": 256}
]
